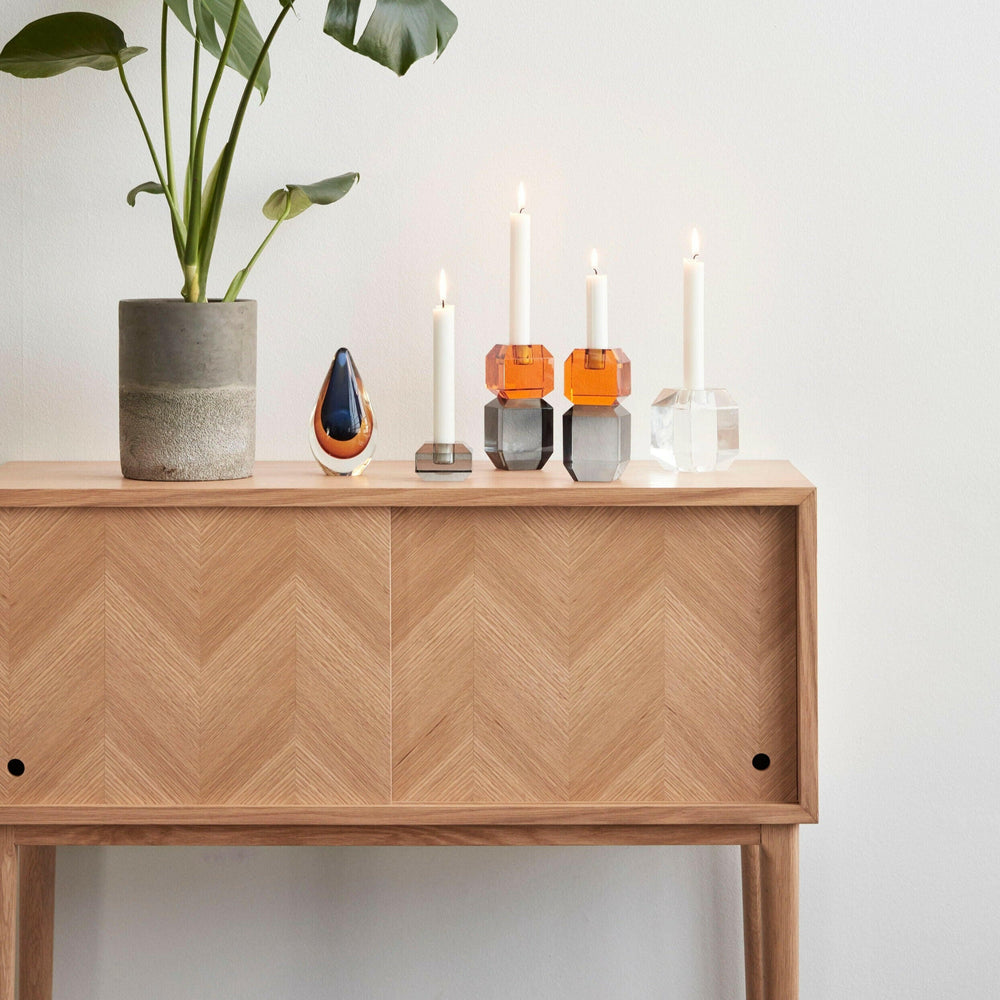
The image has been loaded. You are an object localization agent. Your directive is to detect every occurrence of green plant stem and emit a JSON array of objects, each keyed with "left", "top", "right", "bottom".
[
  {"left": 223, "top": 206, "right": 289, "bottom": 302},
  {"left": 116, "top": 58, "right": 186, "bottom": 260},
  {"left": 185, "top": 33, "right": 201, "bottom": 223},
  {"left": 160, "top": 4, "right": 176, "bottom": 212},
  {"left": 198, "top": 4, "right": 292, "bottom": 296},
  {"left": 184, "top": 0, "right": 244, "bottom": 302}
]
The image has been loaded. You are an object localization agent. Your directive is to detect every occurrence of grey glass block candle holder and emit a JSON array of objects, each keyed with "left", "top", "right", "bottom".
[
  {"left": 484, "top": 398, "right": 553, "bottom": 471},
  {"left": 415, "top": 442, "right": 473, "bottom": 481},
  {"left": 562, "top": 403, "right": 631, "bottom": 482},
  {"left": 650, "top": 388, "right": 739, "bottom": 472}
]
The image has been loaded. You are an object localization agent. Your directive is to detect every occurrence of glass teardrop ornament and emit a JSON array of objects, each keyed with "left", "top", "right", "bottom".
[{"left": 308, "top": 348, "right": 376, "bottom": 476}]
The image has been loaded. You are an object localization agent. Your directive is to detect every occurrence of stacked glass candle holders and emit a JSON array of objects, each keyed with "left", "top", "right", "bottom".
[
  {"left": 484, "top": 344, "right": 555, "bottom": 470},
  {"left": 562, "top": 347, "right": 632, "bottom": 481}
]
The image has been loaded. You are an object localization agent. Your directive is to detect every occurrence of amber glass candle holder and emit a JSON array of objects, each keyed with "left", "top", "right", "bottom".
[
  {"left": 562, "top": 347, "right": 632, "bottom": 482},
  {"left": 563, "top": 348, "right": 631, "bottom": 404},
  {"left": 484, "top": 344, "right": 554, "bottom": 470}
]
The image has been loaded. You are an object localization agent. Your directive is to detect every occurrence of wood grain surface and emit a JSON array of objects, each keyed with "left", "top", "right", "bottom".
[
  {"left": 761, "top": 824, "right": 799, "bottom": 999},
  {"left": 0, "top": 464, "right": 815, "bottom": 828},
  {"left": 16, "top": 845, "right": 55, "bottom": 1000},
  {"left": 392, "top": 506, "right": 799, "bottom": 807},
  {"left": 797, "top": 491, "right": 819, "bottom": 819},
  {"left": 0, "top": 803, "right": 813, "bottom": 826},
  {"left": 2, "top": 508, "right": 391, "bottom": 809},
  {"left": 741, "top": 843, "right": 764, "bottom": 1000},
  {"left": 0, "top": 829, "right": 13, "bottom": 1000},
  {"left": 0, "top": 461, "right": 813, "bottom": 508},
  {"left": 11, "top": 823, "right": 762, "bottom": 847}
]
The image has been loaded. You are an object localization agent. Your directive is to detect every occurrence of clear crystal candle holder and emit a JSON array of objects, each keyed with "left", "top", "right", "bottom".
[{"left": 650, "top": 388, "right": 739, "bottom": 472}]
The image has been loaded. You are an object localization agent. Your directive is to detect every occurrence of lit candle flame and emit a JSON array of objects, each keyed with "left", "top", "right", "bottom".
[
  {"left": 438, "top": 269, "right": 447, "bottom": 305},
  {"left": 590, "top": 248, "right": 599, "bottom": 273},
  {"left": 517, "top": 181, "right": 526, "bottom": 212},
  {"left": 691, "top": 228, "right": 700, "bottom": 257}
]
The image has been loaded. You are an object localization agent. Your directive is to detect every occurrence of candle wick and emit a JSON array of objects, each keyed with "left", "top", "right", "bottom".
[
  {"left": 441, "top": 299, "right": 445, "bottom": 308},
  {"left": 592, "top": 266, "right": 599, "bottom": 275},
  {"left": 692, "top": 253, "right": 700, "bottom": 260},
  {"left": 519, "top": 206, "right": 526, "bottom": 214}
]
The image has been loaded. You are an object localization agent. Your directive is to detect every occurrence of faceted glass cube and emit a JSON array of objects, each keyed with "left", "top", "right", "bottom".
[
  {"left": 562, "top": 403, "right": 631, "bottom": 482},
  {"left": 650, "top": 388, "right": 740, "bottom": 472},
  {"left": 484, "top": 398, "right": 553, "bottom": 471},
  {"left": 415, "top": 442, "right": 473, "bottom": 481},
  {"left": 485, "top": 344, "right": 555, "bottom": 399},
  {"left": 563, "top": 348, "right": 631, "bottom": 404}
]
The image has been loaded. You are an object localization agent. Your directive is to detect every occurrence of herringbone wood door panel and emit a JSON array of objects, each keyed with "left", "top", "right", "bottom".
[
  {"left": 390, "top": 508, "right": 476, "bottom": 802},
  {"left": 1, "top": 501, "right": 797, "bottom": 810},
  {"left": 391, "top": 506, "right": 797, "bottom": 804},
  {"left": 0, "top": 508, "right": 391, "bottom": 807},
  {"left": 1, "top": 509, "right": 106, "bottom": 805}
]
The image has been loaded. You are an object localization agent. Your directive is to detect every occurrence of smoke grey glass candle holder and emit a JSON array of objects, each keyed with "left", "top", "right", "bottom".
[
  {"left": 650, "top": 388, "right": 739, "bottom": 472},
  {"left": 484, "top": 398, "right": 554, "bottom": 471},
  {"left": 562, "top": 403, "right": 631, "bottom": 482},
  {"left": 415, "top": 442, "right": 473, "bottom": 481}
]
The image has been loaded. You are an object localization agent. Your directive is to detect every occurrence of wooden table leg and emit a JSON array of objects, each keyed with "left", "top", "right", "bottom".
[
  {"left": 741, "top": 843, "right": 764, "bottom": 1000},
  {"left": 0, "top": 829, "right": 16, "bottom": 1000},
  {"left": 0, "top": 830, "right": 57, "bottom": 1000},
  {"left": 18, "top": 846, "right": 57, "bottom": 1000},
  {"left": 760, "top": 825, "right": 799, "bottom": 1000}
]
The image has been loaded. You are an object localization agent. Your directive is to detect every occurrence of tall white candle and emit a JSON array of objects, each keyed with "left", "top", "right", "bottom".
[
  {"left": 586, "top": 248, "right": 608, "bottom": 350},
  {"left": 509, "top": 182, "right": 530, "bottom": 345},
  {"left": 683, "top": 228, "right": 705, "bottom": 390},
  {"left": 433, "top": 269, "right": 455, "bottom": 445}
]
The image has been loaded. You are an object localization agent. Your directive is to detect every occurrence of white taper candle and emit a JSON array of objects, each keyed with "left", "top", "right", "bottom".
[
  {"left": 586, "top": 248, "right": 608, "bottom": 350},
  {"left": 433, "top": 269, "right": 455, "bottom": 445},
  {"left": 683, "top": 229, "right": 705, "bottom": 390},
  {"left": 509, "top": 182, "right": 531, "bottom": 345}
]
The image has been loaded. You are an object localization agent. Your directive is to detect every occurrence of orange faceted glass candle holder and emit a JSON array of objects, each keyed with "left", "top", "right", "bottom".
[
  {"left": 563, "top": 348, "right": 631, "bottom": 405},
  {"left": 485, "top": 344, "right": 555, "bottom": 399}
]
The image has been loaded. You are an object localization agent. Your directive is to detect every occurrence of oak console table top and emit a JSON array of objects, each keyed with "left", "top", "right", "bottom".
[
  {"left": 0, "top": 459, "right": 812, "bottom": 507},
  {"left": 0, "top": 460, "right": 816, "bottom": 1000}
]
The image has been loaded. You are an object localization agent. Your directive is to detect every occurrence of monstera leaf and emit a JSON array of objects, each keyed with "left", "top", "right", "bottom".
[
  {"left": 166, "top": 0, "right": 271, "bottom": 99},
  {"left": 324, "top": 0, "right": 457, "bottom": 76},
  {"left": 263, "top": 173, "right": 360, "bottom": 221},
  {"left": 0, "top": 13, "right": 146, "bottom": 78}
]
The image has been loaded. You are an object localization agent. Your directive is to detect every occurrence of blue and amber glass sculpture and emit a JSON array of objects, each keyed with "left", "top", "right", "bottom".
[{"left": 309, "top": 348, "right": 376, "bottom": 476}]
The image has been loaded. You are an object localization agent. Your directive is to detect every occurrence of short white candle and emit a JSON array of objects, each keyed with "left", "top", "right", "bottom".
[
  {"left": 586, "top": 248, "right": 608, "bottom": 350},
  {"left": 683, "top": 228, "right": 705, "bottom": 390},
  {"left": 433, "top": 269, "right": 455, "bottom": 445},
  {"left": 509, "top": 182, "right": 531, "bottom": 346}
]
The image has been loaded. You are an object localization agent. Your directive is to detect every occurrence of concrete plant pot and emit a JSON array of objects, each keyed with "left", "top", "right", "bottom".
[{"left": 119, "top": 299, "right": 257, "bottom": 481}]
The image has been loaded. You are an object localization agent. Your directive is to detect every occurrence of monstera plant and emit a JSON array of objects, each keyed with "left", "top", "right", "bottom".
[{"left": 0, "top": 1, "right": 457, "bottom": 482}]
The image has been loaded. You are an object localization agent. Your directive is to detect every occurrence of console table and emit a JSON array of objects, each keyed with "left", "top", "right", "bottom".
[{"left": 0, "top": 460, "right": 816, "bottom": 999}]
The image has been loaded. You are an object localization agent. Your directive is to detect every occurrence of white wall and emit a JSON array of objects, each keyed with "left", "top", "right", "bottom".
[{"left": 2, "top": 1, "right": 998, "bottom": 996}]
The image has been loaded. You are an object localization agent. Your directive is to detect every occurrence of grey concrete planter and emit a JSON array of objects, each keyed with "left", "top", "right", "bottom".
[{"left": 119, "top": 299, "right": 256, "bottom": 481}]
